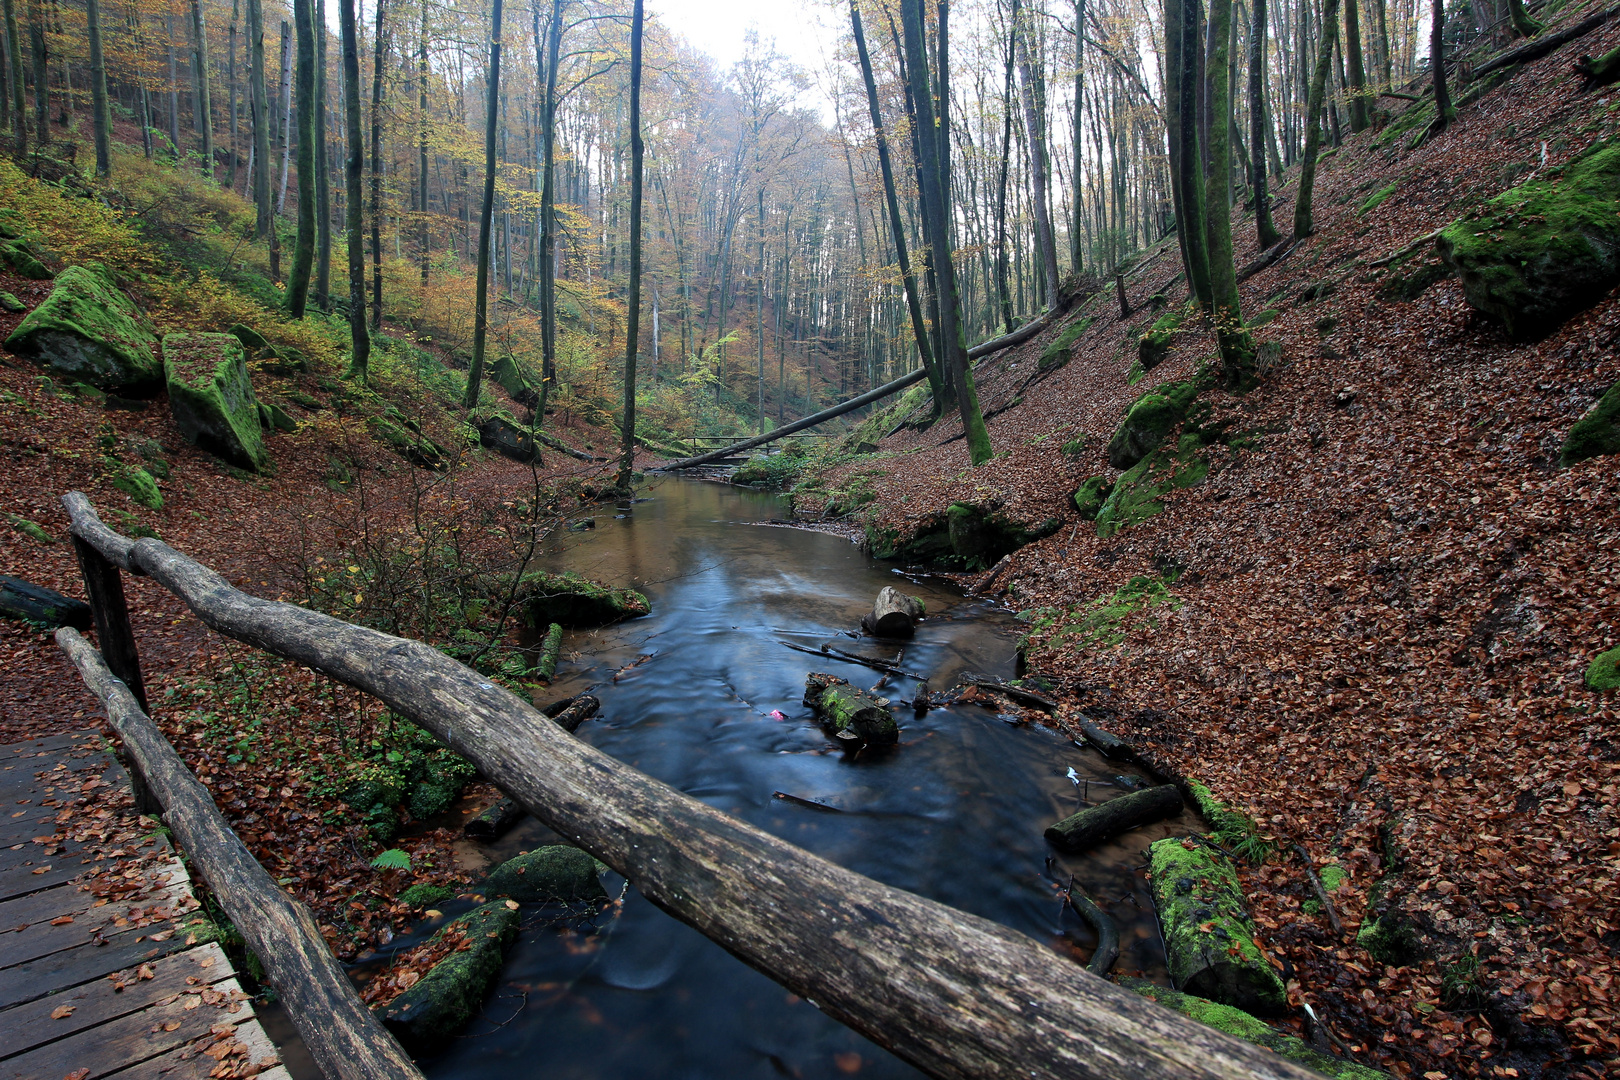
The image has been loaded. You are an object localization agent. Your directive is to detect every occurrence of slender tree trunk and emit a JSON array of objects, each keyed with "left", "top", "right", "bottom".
[
  {"left": 248, "top": 0, "right": 270, "bottom": 236},
  {"left": 462, "top": 0, "right": 502, "bottom": 409},
  {"left": 1203, "top": 0, "right": 1257, "bottom": 388},
  {"left": 287, "top": 0, "right": 315, "bottom": 316},
  {"left": 1249, "top": 0, "right": 1280, "bottom": 247},
  {"left": 900, "top": 0, "right": 990, "bottom": 466},
  {"left": 339, "top": 0, "right": 369, "bottom": 380},
  {"left": 756, "top": 186, "right": 766, "bottom": 433},
  {"left": 995, "top": 6, "right": 1016, "bottom": 332},
  {"left": 1373, "top": 0, "right": 1391, "bottom": 84},
  {"left": 191, "top": 0, "right": 213, "bottom": 173},
  {"left": 1430, "top": 0, "right": 1454, "bottom": 131},
  {"left": 1070, "top": 0, "right": 1085, "bottom": 274},
  {"left": 1293, "top": 0, "right": 1340, "bottom": 237},
  {"left": 26, "top": 0, "right": 44, "bottom": 146},
  {"left": 369, "top": 0, "right": 385, "bottom": 330},
  {"left": 1345, "top": 0, "right": 1368, "bottom": 131},
  {"left": 315, "top": 0, "right": 331, "bottom": 308},
  {"left": 134, "top": 10, "right": 153, "bottom": 158},
  {"left": 536, "top": 0, "right": 562, "bottom": 422},
  {"left": 87, "top": 0, "right": 109, "bottom": 175},
  {"left": 849, "top": 0, "right": 943, "bottom": 407},
  {"left": 0, "top": 5, "right": 9, "bottom": 134},
  {"left": 418, "top": 0, "right": 429, "bottom": 289},
  {"left": 1169, "top": 0, "right": 1213, "bottom": 306},
  {"left": 4, "top": 0, "right": 24, "bottom": 154},
  {"left": 276, "top": 21, "right": 292, "bottom": 212},
  {"left": 227, "top": 0, "right": 239, "bottom": 186},
  {"left": 615, "top": 0, "right": 644, "bottom": 487},
  {"left": 1015, "top": 10, "right": 1060, "bottom": 309}
]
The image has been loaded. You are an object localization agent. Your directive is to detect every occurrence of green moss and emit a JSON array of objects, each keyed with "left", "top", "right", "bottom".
[
  {"left": 1106, "top": 377, "right": 1205, "bottom": 469},
  {"left": 1019, "top": 572, "right": 1180, "bottom": 654},
  {"left": 1072, "top": 477, "right": 1114, "bottom": 521},
  {"left": 945, "top": 503, "right": 1062, "bottom": 571},
  {"left": 112, "top": 467, "right": 163, "bottom": 510},
  {"left": 345, "top": 717, "right": 476, "bottom": 839},
  {"left": 162, "top": 333, "right": 268, "bottom": 471},
  {"left": 484, "top": 846, "right": 606, "bottom": 903},
  {"left": 836, "top": 382, "right": 932, "bottom": 454},
  {"left": 1586, "top": 646, "right": 1620, "bottom": 690},
  {"left": 1148, "top": 838, "right": 1288, "bottom": 1015},
  {"left": 1358, "top": 182, "right": 1399, "bottom": 215},
  {"left": 518, "top": 570, "right": 649, "bottom": 628},
  {"left": 1039, "top": 316, "right": 1095, "bottom": 371},
  {"left": 1319, "top": 864, "right": 1349, "bottom": 893},
  {"left": 1357, "top": 915, "right": 1423, "bottom": 966},
  {"left": 368, "top": 417, "right": 446, "bottom": 470},
  {"left": 4, "top": 265, "right": 162, "bottom": 391},
  {"left": 398, "top": 883, "right": 453, "bottom": 908},
  {"left": 1437, "top": 139, "right": 1620, "bottom": 340},
  {"left": 0, "top": 291, "right": 25, "bottom": 313},
  {"left": 865, "top": 514, "right": 955, "bottom": 564},
  {"left": 1095, "top": 434, "right": 1209, "bottom": 539},
  {"left": 226, "top": 324, "right": 270, "bottom": 352},
  {"left": 1246, "top": 308, "right": 1280, "bottom": 328},
  {"left": 1138, "top": 303, "right": 1190, "bottom": 373},
  {"left": 804, "top": 672, "right": 898, "bottom": 744},
  {"left": 1561, "top": 380, "right": 1620, "bottom": 467},
  {"left": 379, "top": 901, "right": 520, "bottom": 1052},
  {"left": 1119, "top": 978, "right": 1386, "bottom": 1079},
  {"left": 5, "top": 513, "right": 56, "bottom": 544},
  {"left": 1059, "top": 434, "right": 1087, "bottom": 459},
  {"left": 0, "top": 237, "right": 52, "bottom": 279}
]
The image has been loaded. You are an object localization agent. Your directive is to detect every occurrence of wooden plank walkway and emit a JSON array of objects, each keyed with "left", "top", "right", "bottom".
[{"left": 0, "top": 731, "right": 293, "bottom": 1080}]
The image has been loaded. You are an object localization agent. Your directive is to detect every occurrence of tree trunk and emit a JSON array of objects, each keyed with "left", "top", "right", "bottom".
[
  {"left": 87, "top": 0, "right": 109, "bottom": 176},
  {"left": 1168, "top": 0, "right": 1213, "bottom": 306},
  {"left": 462, "top": 0, "right": 502, "bottom": 409},
  {"left": 227, "top": 0, "right": 239, "bottom": 187},
  {"left": 1430, "top": 0, "right": 1455, "bottom": 132},
  {"left": 275, "top": 21, "right": 292, "bottom": 212},
  {"left": 756, "top": 186, "right": 766, "bottom": 433},
  {"left": 248, "top": 0, "right": 271, "bottom": 238},
  {"left": 862, "top": 586, "right": 924, "bottom": 638},
  {"left": 1248, "top": 0, "right": 1279, "bottom": 247},
  {"left": 995, "top": 7, "right": 1016, "bottom": 333},
  {"left": 315, "top": 0, "right": 331, "bottom": 308},
  {"left": 901, "top": 0, "right": 992, "bottom": 466},
  {"left": 287, "top": 0, "right": 315, "bottom": 316},
  {"left": 615, "top": 0, "right": 643, "bottom": 489},
  {"left": 368, "top": 0, "right": 385, "bottom": 330},
  {"left": 26, "top": 0, "right": 44, "bottom": 146},
  {"left": 1202, "top": 0, "right": 1258, "bottom": 389},
  {"left": 417, "top": 0, "right": 429, "bottom": 289},
  {"left": 190, "top": 0, "right": 213, "bottom": 173},
  {"left": 1071, "top": 0, "right": 1085, "bottom": 274},
  {"left": 339, "top": 0, "right": 369, "bottom": 380},
  {"left": 1015, "top": 9, "right": 1060, "bottom": 309},
  {"left": 1044, "top": 785, "right": 1184, "bottom": 853},
  {"left": 536, "top": 0, "right": 562, "bottom": 422},
  {"left": 1292, "top": 0, "right": 1340, "bottom": 237},
  {"left": 1345, "top": 0, "right": 1369, "bottom": 131},
  {"left": 849, "top": 0, "right": 944, "bottom": 409},
  {"left": 4, "top": 0, "right": 24, "bottom": 154}
]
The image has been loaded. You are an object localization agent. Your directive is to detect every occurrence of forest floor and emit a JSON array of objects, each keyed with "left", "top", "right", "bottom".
[{"left": 786, "top": 10, "right": 1620, "bottom": 1080}]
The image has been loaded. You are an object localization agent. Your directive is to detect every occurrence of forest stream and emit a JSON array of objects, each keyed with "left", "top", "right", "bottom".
[{"left": 337, "top": 476, "right": 1200, "bottom": 1080}]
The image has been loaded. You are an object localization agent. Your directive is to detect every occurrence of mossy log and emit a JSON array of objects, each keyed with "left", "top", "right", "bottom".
[
  {"left": 0, "top": 576, "right": 92, "bottom": 629},
  {"left": 548, "top": 694, "right": 600, "bottom": 733},
  {"left": 478, "top": 415, "right": 541, "bottom": 464},
  {"left": 464, "top": 797, "right": 524, "bottom": 840},
  {"left": 535, "top": 622, "right": 563, "bottom": 681},
  {"left": 804, "top": 673, "right": 899, "bottom": 745},
  {"left": 1149, "top": 838, "right": 1288, "bottom": 1016},
  {"left": 862, "top": 586, "right": 924, "bottom": 638},
  {"left": 518, "top": 571, "right": 649, "bottom": 628},
  {"left": 1119, "top": 978, "right": 1386, "bottom": 1080},
  {"left": 4, "top": 265, "right": 162, "bottom": 392},
  {"left": 1077, "top": 715, "right": 1134, "bottom": 759},
  {"left": 484, "top": 845, "right": 606, "bottom": 903},
  {"left": 378, "top": 901, "right": 520, "bottom": 1053},
  {"left": 1046, "top": 785, "right": 1184, "bottom": 853},
  {"left": 63, "top": 492, "right": 1330, "bottom": 1080}
]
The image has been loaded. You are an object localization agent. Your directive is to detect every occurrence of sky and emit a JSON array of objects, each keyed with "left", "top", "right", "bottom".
[{"left": 645, "top": 0, "right": 845, "bottom": 115}]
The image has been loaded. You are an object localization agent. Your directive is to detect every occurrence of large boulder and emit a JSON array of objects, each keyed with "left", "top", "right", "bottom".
[
  {"left": 517, "top": 571, "right": 649, "bottom": 628},
  {"left": 1106, "top": 379, "right": 1203, "bottom": 469},
  {"left": 4, "top": 265, "right": 162, "bottom": 392},
  {"left": 945, "top": 503, "right": 1061, "bottom": 571},
  {"left": 377, "top": 901, "right": 520, "bottom": 1053},
  {"left": 484, "top": 846, "right": 605, "bottom": 903},
  {"left": 162, "top": 332, "right": 268, "bottom": 471},
  {"left": 1560, "top": 380, "right": 1620, "bottom": 467},
  {"left": 478, "top": 415, "right": 541, "bottom": 464},
  {"left": 1437, "top": 140, "right": 1620, "bottom": 340}
]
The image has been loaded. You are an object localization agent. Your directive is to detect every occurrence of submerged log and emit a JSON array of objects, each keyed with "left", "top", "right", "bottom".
[
  {"left": 804, "top": 673, "right": 899, "bottom": 746},
  {"left": 1045, "top": 785, "right": 1184, "bottom": 853},
  {"left": 61, "top": 492, "right": 1325, "bottom": 1080},
  {"left": 1077, "top": 715, "right": 1134, "bottom": 759},
  {"left": 862, "top": 586, "right": 924, "bottom": 638},
  {"left": 550, "top": 694, "right": 600, "bottom": 734},
  {"left": 464, "top": 796, "right": 524, "bottom": 840},
  {"left": 1071, "top": 894, "right": 1121, "bottom": 976}
]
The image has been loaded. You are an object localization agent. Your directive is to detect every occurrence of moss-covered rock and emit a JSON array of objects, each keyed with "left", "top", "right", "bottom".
[
  {"left": 226, "top": 324, "right": 271, "bottom": 353},
  {"left": 378, "top": 901, "right": 520, "bottom": 1052},
  {"left": 484, "top": 846, "right": 606, "bottom": 903},
  {"left": 477, "top": 414, "right": 540, "bottom": 464},
  {"left": 490, "top": 354, "right": 538, "bottom": 405},
  {"left": 5, "top": 513, "right": 56, "bottom": 544},
  {"left": 1138, "top": 304, "right": 1189, "bottom": 373},
  {"left": 1560, "top": 380, "right": 1620, "bottom": 467},
  {"left": 258, "top": 401, "right": 298, "bottom": 433},
  {"left": 369, "top": 417, "right": 447, "bottom": 470},
  {"left": 1118, "top": 977, "right": 1386, "bottom": 1079},
  {"left": 0, "top": 237, "right": 52, "bottom": 279},
  {"left": 0, "top": 291, "right": 26, "bottom": 313},
  {"left": 865, "top": 514, "right": 956, "bottom": 565},
  {"left": 1039, "top": 316, "right": 1094, "bottom": 372},
  {"left": 1356, "top": 914, "right": 1423, "bottom": 966},
  {"left": 804, "top": 672, "right": 898, "bottom": 745},
  {"left": 1437, "top": 140, "right": 1620, "bottom": 340},
  {"left": 517, "top": 571, "right": 649, "bottom": 628},
  {"left": 112, "top": 466, "right": 163, "bottom": 510},
  {"left": 398, "top": 883, "right": 453, "bottom": 909},
  {"left": 345, "top": 719, "right": 476, "bottom": 840},
  {"left": 945, "top": 503, "right": 1062, "bottom": 571},
  {"left": 1106, "top": 379, "right": 1204, "bottom": 469},
  {"left": 1585, "top": 646, "right": 1620, "bottom": 690},
  {"left": 1148, "top": 837, "right": 1288, "bottom": 1015},
  {"left": 162, "top": 332, "right": 268, "bottom": 471},
  {"left": 5, "top": 265, "right": 162, "bottom": 392},
  {"left": 1071, "top": 477, "right": 1114, "bottom": 521},
  {"left": 1095, "top": 434, "right": 1209, "bottom": 539}
]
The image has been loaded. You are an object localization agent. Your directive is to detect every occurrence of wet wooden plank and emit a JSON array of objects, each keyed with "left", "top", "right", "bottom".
[
  {"left": 0, "top": 975, "right": 258, "bottom": 1080},
  {"left": 0, "top": 941, "right": 235, "bottom": 1060},
  {"left": 0, "top": 857, "right": 81, "bottom": 902},
  {"left": 104, "top": 1018, "right": 292, "bottom": 1080},
  {"left": 0, "top": 871, "right": 188, "bottom": 970},
  {"left": 0, "top": 881, "right": 85, "bottom": 933},
  {"left": 0, "top": 903, "right": 190, "bottom": 1009}
]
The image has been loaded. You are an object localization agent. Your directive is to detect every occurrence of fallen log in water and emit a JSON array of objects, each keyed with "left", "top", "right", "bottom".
[
  {"left": 550, "top": 694, "right": 600, "bottom": 733},
  {"left": 534, "top": 623, "right": 563, "bottom": 682},
  {"left": 1070, "top": 893, "right": 1121, "bottom": 976},
  {"left": 862, "top": 586, "right": 924, "bottom": 638},
  {"left": 61, "top": 492, "right": 1325, "bottom": 1080},
  {"left": 1044, "top": 785, "right": 1185, "bottom": 853},
  {"left": 465, "top": 796, "right": 524, "bottom": 841}
]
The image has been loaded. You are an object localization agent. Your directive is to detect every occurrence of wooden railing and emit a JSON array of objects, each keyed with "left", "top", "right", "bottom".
[{"left": 58, "top": 491, "right": 1318, "bottom": 1080}]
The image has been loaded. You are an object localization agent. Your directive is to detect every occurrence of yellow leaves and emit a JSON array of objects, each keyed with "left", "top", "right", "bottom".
[{"left": 51, "top": 1004, "right": 76, "bottom": 1019}]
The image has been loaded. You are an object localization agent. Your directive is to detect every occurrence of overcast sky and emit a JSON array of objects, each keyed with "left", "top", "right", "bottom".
[{"left": 645, "top": 0, "right": 844, "bottom": 115}]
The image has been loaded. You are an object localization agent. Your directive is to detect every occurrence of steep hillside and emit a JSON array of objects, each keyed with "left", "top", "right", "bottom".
[{"left": 792, "top": 11, "right": 1620, "bottom": 1079}]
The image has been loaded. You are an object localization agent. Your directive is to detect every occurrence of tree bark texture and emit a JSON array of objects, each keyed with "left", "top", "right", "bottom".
[
  {"left": 87, "top": 0, "right": 110, "bottom": 175},
  {"left": 1248, "top": 0, "right": 1280, "bottom": 249},
  {"left": 190, "top": 0, "right": 213, "bottom": 173},
  {"left": 616, "top": 0, "right": 644, "bottom": 490},
  {"left": 315, "top": 0, "right": 331, "bottom": 308},
  {"left": 3, "top": 0, "right": 24, "bottom": 154},
  {"left": 462, "top": 0, "right": 503, "bottom": 409},
  {"left": 247, "top": 0, "right": 272, "bottom": 237},
  {"left": 339, "top": 0, "right": 369, "bottom": 379},
  {"left": 61, "top": 492, "right": 1321, "bottom": 1080},
  {"left": 287, "top": 0, "right": 316, "bottom": 317},
  {"left": 368, "top": 0, "right": 385, "bottom": 329},
  {"left": 55, "top": 628, "right": 425, "bottom": 1080},
  {"left": 1293, "top": 0, "right": 1340, "bottom": 237},
  {"left": 1015, "top": 5, "right": 1060, "bottom": 309}
]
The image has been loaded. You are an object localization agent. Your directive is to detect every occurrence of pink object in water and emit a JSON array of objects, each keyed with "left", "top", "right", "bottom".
[{"left": 769, "top": 710, "right": 786, "bottom": 721}]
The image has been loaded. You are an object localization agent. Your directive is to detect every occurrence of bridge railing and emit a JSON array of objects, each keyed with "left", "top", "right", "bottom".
[{"left": 57, "top": 491, "right": 1314, "bottom": 1080}]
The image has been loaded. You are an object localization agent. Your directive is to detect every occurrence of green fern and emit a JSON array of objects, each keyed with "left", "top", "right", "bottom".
[{"left": 370, "top": 848, "right": 412, "bottom": 871}]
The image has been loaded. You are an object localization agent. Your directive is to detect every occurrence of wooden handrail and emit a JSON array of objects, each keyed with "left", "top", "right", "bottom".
[
  {"left": 55, "top": 627, "right": 425, "bottom": 1080},
  {"left": 61, "top": 492, "right": 1317, "bottom": 1080}
]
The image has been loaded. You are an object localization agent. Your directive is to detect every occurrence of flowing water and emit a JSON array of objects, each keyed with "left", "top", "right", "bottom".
[{"left": 400, "top": 476, "right": 1193, "bottom": 1080}]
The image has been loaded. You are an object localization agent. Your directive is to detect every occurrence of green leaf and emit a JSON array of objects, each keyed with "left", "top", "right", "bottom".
[{"left": 370, "top": 848, "right": 412, "bottom": 871}]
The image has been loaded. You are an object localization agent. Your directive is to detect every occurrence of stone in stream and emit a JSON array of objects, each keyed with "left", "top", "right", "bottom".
[
  {"left": 378, "top": 901, "right": 521, "bottom": 1052},
  {"left": 517, "top": 570, "right": 649, "bottom": 628},
  {"left": 0, "top": 576, "right": 92, "bottom": 629},
  {"left": 1043, "top": 784, "right": 1183, "bottom": 853},
  {"left": 484, "top": 846, "right": 607, "bottom": 903},
  {"left": 162, "top": 332, "right": 268, "bottom": 471},
  {"left": 1148, "top": 837, "right": 1287, "bottom": 1016},
  {"left": 464, "top": 797, "right": 524, "bottom": 841},
  {"left": 860, "top": 586, "right": 924, "bottom": 638},
  {"left": 4, "top": 265, "right": 163, "bottom": 392},
  {"left": 803, "top": 672, "right": 898, "bottom": 746}
]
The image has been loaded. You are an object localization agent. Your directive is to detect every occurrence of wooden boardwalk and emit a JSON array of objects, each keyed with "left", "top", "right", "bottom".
[{"left": 0, "top": 731, "right": 291, "bottom": 1080}]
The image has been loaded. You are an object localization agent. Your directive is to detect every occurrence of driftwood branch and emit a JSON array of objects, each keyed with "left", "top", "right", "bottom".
[
  {"left": 61, "top": 492, "right": 1320, "bottom": 1080},
  {"left": 779, "top": 639, "right": 927, "bottom": 681},
  {"left": 54, "top": 627, "right": 425, "bottom": 1080},
  {"left": 1472, "top": 5, "right": 1618, "bottom": 78},
  {"left": 1070, "top": 892, "right": 1122, "bottom": 976}
]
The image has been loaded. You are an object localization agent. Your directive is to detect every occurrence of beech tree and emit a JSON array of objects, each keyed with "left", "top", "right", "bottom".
[{"left": 615, "top": 0, "right": 643, "bottom": 488}]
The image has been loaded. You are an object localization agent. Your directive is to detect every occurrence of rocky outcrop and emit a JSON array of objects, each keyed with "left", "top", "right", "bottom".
[
  {"left": 1137, "top": 304, "right": 1188, "bottom": 373},
  {"left": 378, "top": 901, "right": 520, "bottom": 1052},
  {"left": 4, "top": 265, "right": 162, "bottom": 392},
  {"left": 1095, "top": 434, "right": 1210, "bottom": 539},
  {"left": 162, "top": 332, "right": 268, "bottom": 471},
  {"left": 804, "top": 672, "right": 898, "bottom": 746},
  {"left": 517, "top": 571, "right": 649, "bottom": 628},
  {"left": 484, "top": 846, "right": 606, "bottom": 903},
  {"left": 1560, "top": 380, "right": 1620, "bottom": 467},
  {"left": 1106, "top": 378, "right": 1205, "bottom": 470},
  {"left": 478, "top": 414, "right": 541, "bottom": 464},
  {"left": 1437, "top": 139, "right": 1620, "bottom": 340},
  {"left": 1071, "top": 477, "right": 1114, "bottom": 521}
]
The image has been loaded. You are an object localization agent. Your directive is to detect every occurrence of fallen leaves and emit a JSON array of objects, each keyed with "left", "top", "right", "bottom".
[{"left": 51, "top": 1004, "right": 76, "bottom": 1019}]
